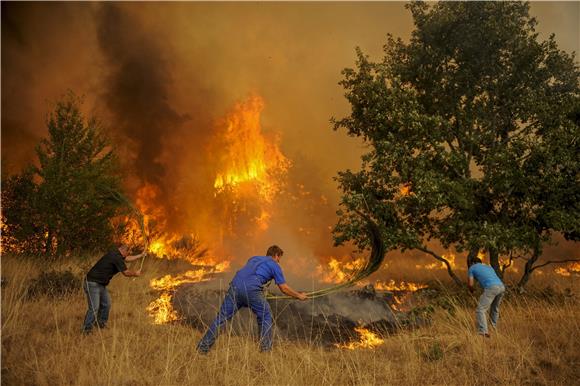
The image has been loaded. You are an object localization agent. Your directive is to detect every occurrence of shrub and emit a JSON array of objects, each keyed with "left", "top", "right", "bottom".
[{"left": 26, "top": 270, "right": 80, "bottom": 300}]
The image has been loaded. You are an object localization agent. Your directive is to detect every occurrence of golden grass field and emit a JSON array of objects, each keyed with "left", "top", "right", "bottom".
[{"left": 2, "top": 254, "right": 579, "bottom": 386}]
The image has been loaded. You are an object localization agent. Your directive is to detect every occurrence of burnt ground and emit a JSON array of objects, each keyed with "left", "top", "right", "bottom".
[{"left": 171, "top": 283, "right": 431, "bottom": 347}]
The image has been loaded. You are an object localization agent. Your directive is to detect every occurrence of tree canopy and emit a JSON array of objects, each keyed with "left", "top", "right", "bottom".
[
  {"left": 332, "top": 1, "right": 579, "bottom": 286},
  {"left": 2, "top": 93, "right": 127, "bottom": 256}
]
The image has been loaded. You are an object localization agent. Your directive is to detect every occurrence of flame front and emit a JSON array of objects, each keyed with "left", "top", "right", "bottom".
[
  {"left": 146, "top": 261, "right": 230, "bottom": 324},
  {"left": 213, "top": 95, "right": 290, "bottom": 203},
  {"left": 336, "top": 327, "right": 385, "bottom": 350},
  {"left": 555, "top": 262, "right": 580, "bottom": 277},
  {"left": 374, "top": 279, "right": 428, "bottom": 292}
]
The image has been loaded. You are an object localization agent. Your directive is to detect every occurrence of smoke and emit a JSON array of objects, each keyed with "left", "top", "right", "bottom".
[
  {"left": 96, "top": 4, "right": 188, "bottom": 207},
  {"left": 2, "top": 2, "right": 578, "bottom": 273}
]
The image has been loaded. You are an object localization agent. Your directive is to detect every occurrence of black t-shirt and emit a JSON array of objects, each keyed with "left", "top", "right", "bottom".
[{"left": 86, "top": 249, "right": 128, "bottom": 286}]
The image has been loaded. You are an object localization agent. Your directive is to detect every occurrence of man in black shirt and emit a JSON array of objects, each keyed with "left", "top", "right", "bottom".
[{"left": 82, "top": 244, "right": 144, "bottom": 334}]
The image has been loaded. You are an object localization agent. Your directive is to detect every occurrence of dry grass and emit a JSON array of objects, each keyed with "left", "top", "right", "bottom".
[{"left": 2, "top": 255, "right": 579, "bottom": 386}]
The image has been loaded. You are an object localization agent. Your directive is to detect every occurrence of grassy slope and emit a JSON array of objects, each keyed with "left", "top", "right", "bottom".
[{"left": 2, "top": 255, "right": 579, "bottom": 386}]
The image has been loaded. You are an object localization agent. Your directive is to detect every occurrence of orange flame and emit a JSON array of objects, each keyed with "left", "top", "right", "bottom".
[
  {"left": 316, "top": 257, "right": 365, "bottom": 283},
  {"left": 146, "top": 293, "right": 179, "bottom": 325},
  {"left": 399, "top": 183, "right": 412, "bottom": 197},
  {"left": 374, "top": 280, "right": 428, "bottom": 292},
  {"left": 146, "top": 261, "right": 230, "bottom": 324},
  {"left": 417, "top": 254, "right": 457, "bottom": 270},
  {"left": 336, "top": 327, "right": 385, "bottom": 350},
  {"left": 213, "top": 95, "right": 290, "bottom": 203},
  {"left": 555, "top": 262, "right": 580, "bottom": 277}
]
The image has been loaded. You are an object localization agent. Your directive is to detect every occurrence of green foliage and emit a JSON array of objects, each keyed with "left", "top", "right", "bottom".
[
  {"left": 2, "top": 92, "right": 127, "bottom": 256},
  {"left": 333, "top": 2, "right": 579, "bottom": 282},
  {"left": 420, "top": 341, "right": 444, "bottom": 362}
]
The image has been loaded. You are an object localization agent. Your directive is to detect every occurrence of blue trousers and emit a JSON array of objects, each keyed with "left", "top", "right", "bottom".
[
  {"left": 82, "top": 279, "right": 111, "bottom": 333},
  {"left": 197, "top": 285, "right": 273, "bottom": 352}
]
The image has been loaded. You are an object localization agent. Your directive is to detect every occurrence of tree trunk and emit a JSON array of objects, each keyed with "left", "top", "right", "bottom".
[
  {"left": 489, "top": 247, "right": 502, "bottom": 279},
  {"left": 517, "top": 245, "right": 540, "bottom": 290}
]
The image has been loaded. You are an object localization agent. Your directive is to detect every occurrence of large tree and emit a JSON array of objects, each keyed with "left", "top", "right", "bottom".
[
  {"left": 2, "top": 93, "right": 126, "bottom": 256},
  {"left": 332, "top": 1, "right": 579, "bottom": 286}
]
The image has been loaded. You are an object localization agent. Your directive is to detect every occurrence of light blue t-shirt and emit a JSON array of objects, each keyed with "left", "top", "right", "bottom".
[
  {"left": 468, "top": 263, "right": 503, "bottom": 289},
  {"left": 231, "top": 256, "right": 286, "bottom": 291}
]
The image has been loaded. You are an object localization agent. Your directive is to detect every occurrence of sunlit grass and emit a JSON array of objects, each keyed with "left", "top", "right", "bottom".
[{"left": 2, "top": 255, "right": 578, "bottom": 385}]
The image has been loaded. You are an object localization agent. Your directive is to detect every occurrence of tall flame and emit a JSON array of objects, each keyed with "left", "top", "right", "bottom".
[{"left": 213, "top": 95, "right": 290, "bottom": 203}]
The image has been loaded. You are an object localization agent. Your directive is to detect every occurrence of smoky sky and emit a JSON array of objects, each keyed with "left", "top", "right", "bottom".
[{"left": 2, "top": 2, "right": 578, "bottom": 266}]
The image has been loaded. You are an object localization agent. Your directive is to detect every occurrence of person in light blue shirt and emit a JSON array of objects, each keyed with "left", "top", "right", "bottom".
[
  {"left": 468, "top": 257, "right": 506, "bottom": 337},
  {"left": 197, "top": 245, "right": 307, "bottom": 353}
]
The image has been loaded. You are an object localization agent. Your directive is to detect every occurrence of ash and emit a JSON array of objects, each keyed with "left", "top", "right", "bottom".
[{"left": 172, "top": 283, "right": 428, "bottom": 346}]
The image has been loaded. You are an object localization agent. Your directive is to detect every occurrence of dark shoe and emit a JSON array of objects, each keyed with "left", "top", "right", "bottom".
[
  {"left": 478, "top": 332, "right": 491, "bottom": 338},
  {"left": 82, "top": 329, "right": 93, "bottom": 335}
]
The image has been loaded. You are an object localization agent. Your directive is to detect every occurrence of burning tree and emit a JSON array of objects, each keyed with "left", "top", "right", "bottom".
[
  {"left": 2, "top": 93, "right": 126, "bottom": 256},
  {"left": 333, "top": 2, "right": 579, "bottom": 287}
]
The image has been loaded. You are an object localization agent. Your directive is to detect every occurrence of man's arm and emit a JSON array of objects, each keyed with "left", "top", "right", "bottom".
[
  {"left": 467, "top": 276, "right": 475, "bottom": 293},
  {"left": 278, "top": 283, "right": 307, "bottom": 300},
  {"left": 122, "top": 269, "right": 142, "bottom": 277},
  {"left": 125, "top": 252, "right": 146, "bottom": 262}
]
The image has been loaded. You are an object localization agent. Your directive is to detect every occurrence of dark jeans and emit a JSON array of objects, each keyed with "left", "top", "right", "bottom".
[
  {"left": 197, "top": 285, "right": 273, "bottom": 353},
  {"left": 82, "top": 279, "right": 111, "bottom": 333}
]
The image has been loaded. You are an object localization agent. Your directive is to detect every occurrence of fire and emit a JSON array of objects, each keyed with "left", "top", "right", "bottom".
[
  {"left": 213, "top": 95, "right": 290, "bottom": 203},
  {"left": 336, "top": 327, "right": 385, "bottom": 350},
  {"left": 150, "top": 263, "right": 229, "bottom": 291},
  {"left": 146, "top": 293, "right": 178, "bottom": 325},
  {"left": 147, "top": 260, "right": 230, "bottom": 324},
  {"left": 399, "top": 183, "right": 412, "bottom": 197},
  {"left": 555, "top": 262, "right": 580, "bottom": 277},
  {"left": 417, "top": 254, "right": 457, "bottom": 270},
  {"left": 374, "top": 280, "right": 428, "bottom": 292},
  {"left": 316, "top": 257, "right": 365, "bottom": 283}
]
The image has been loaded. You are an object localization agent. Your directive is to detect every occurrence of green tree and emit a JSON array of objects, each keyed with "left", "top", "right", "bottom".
[
  {"left": 332, "top": 1, "right": 579, "bottom": 287},
  {"left": 1, "top": 167, "right": 44, "bottom": 254},
  {"left": 2, "top": 93, "right": 126, "bottom": 256}
]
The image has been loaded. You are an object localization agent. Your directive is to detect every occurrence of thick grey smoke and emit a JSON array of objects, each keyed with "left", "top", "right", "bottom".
[{"left": 96, "top": 4, "right": 186, "bottom": 199}]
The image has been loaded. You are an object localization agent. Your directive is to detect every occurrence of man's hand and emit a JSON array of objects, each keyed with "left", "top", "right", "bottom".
[
  {"left": 122, "top": 269, "right": 142, "bottom": 277},
  {"left": 297, "top": 292, "right": 308, "bottom": 301},
  {"left": 278, "top": 283, "right": 308, "bottom": 301}
]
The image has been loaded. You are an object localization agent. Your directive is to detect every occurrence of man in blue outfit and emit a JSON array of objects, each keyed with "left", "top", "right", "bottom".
[
  {"left": 197, "top": 245, "right": 307, "bottom": 353},
  {"left": 467, "top": 257, "right": 506, "bottom": 337},
  {"left": 82, "top": 244, "right": 145, "bottom": 334}
]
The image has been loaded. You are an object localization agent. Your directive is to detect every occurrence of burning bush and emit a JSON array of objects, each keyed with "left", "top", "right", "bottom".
[{"left": 26, "top": 270, "right": 80, "bottom": 300}]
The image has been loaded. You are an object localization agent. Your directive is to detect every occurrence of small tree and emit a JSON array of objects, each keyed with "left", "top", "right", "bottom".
[
  {"left": 332, "top": 1, "right": 579, "bottom": 286},
  {"left": 2, "top": 93, "right": 126, "bottom": 256}
]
